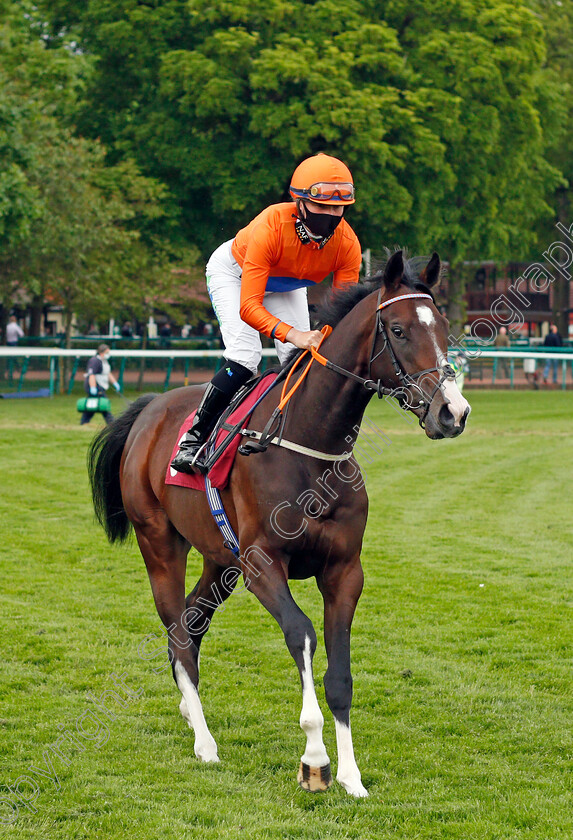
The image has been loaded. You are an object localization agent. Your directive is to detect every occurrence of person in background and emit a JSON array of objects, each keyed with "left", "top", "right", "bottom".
[
  {"left": 181, "top": 323, "right": 192, "bottom": 339},
  {"left": 121, "top": 321, "right": 133, "bottom": 338},
  {"left": 171, "top": 152, "right": 361, "bottom": 474},
  {"left": 493, "top": 325, "right": 511, "bottom": 379},
  {"left": 80, "top": 343, "right": 121, "bottom": 425},
  {"left": 5, "top": 315, "right": 24, "bottom": 346},
  {"left": 543, "top": 324, "right": 563, "bottom": 385},
  {"left": 159, "top": 322, "right": 172, "bottom": 348}
]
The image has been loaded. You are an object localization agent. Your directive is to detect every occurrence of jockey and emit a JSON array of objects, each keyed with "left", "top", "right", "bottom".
[{"left": 171, "top": 153, "right": 362, "bottom": 474}]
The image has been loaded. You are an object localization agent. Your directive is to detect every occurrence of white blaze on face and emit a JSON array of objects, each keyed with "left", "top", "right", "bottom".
[
  {"left": 415, "top": 304, "right": 470, "bottom": 426},
  {"left": 441, "top": 375, "right": 470, "bottom": 425},
  {"left": 416, "top": 305, "right": 436, "bottom": 328}
]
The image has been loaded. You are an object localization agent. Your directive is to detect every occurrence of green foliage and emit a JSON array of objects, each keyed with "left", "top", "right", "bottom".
[
  {"left": 383, "top": 0, "right": 564, "bottom": 263},
  {"left": 34, "top": 0, "right": 566, "bottom": 269},
  {"left": 527, "top": 0, "right": 573, "bottom": 207},
  {"left": 0, "top": 0, "right": 86, "bottom": 119},
  {"left": 2, "top": 0, "right": 570, "bottom": 337},
  {"left": 524, "top": 0, "right": 573, "bottom": 335},
  {"left": 0, "top": 0, "right": 200, "bottom": 348},
  {"left": 0, "top": 93, "right": 42, "bottom": 250}
]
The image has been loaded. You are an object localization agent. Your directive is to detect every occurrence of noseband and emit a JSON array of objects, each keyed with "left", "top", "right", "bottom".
[{"left": 311, "top": 290, "right": 457, "bottom": 427}]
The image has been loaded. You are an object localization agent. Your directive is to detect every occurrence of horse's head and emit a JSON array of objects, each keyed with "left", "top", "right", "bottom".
[{"left": 370, "top": 250, "right": 471, "bottom": 439}]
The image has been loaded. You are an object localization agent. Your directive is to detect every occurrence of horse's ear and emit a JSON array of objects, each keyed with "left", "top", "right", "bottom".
[
  {"left": 383, "top": 250, "right": 404, "bottom": 292},
  {"left": 419, "top": 252, "right": 441, "bottom": 288}
]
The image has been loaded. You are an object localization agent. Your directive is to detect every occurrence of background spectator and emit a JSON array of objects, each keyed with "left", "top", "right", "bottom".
[
  {"left": 159, "top": 322, "right": 172, "bottom": 348},
  {"left": 80, "top": 343, "right": 120, "bottom": 425},
  {"left": 5, "top": 315, "right": 25, "bottom": 346},
  {"left": 494, "top": 326, "right": 511, "bottom": 378},
  {"left": 543, "top": 324, "right": 563, "bottom": 385}
]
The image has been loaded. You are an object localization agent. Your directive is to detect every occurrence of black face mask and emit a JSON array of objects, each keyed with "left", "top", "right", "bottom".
[{"left": 300, "top": 204, "right": 343, "bottom": 239}]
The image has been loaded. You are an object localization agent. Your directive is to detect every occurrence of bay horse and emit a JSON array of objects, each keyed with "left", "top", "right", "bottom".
[{"left": 88, "top": 250, "right": 470, "bottom": 798}]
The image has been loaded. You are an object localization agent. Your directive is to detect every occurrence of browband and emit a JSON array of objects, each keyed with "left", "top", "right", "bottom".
[{"left": 377, "top": 293, "right": 433, "bottom": 311}]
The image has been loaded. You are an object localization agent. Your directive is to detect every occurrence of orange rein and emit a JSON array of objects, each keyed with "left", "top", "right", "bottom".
[{"left": 277, "top": 325, "right": 333, "bottom": 412}]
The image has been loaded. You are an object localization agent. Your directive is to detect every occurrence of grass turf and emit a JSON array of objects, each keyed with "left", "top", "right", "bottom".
[{"left": 0, "top": 390, "right": 571, "bottom": 839}]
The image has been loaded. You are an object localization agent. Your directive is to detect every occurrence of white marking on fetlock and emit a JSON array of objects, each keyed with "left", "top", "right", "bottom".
[
  {"left": 299, "top": 636, "right": 329, "bottom": 767},
  {"left": 174, "top": 662, "right": 219, "bottom": 763},
  {"left": 334, "top": 719, "right": 368, "bottom": 797},
  {"left": 179, "top": 696, "right": 190, "bottom": 723}
]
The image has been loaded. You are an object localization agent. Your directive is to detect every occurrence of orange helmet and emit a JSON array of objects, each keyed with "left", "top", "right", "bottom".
[{"left": 289, "top": 153, "right": 355, "bottom": 205}]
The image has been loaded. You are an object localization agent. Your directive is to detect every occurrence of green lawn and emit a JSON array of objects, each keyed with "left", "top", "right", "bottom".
[{"left": 0, "top": 391, "right": 572, "bottom": 839}]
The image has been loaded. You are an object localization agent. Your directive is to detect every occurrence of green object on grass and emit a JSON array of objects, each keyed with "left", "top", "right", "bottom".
[{"left": 76, "top": 395, "right": 112, "bottom": 413}]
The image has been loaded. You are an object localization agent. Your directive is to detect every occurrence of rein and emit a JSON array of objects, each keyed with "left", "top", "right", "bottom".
[{"left": 239, "top": 290, "right": 456, "bottom": 458}]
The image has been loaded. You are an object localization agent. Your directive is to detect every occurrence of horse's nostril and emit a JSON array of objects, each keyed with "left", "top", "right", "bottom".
[{"left": 438, "top": 403, "right": 455, "bottom": 428}]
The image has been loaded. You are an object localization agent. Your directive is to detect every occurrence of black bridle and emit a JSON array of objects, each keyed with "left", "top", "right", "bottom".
[
  {"left": 237, "top": 289, "right": 459, "bottom": 458},
  {"left": 311, "top": 290, "right": 457, "bottom": 427}
]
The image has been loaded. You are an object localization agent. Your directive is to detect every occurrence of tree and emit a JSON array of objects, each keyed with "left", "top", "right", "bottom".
[
  {"left": 35, "top": 0, "right": 567, "bottom": 334},
  {"left": 526, "top": 0, "right": 572, "bottom": 336},
  {"left": 110, "top": 239, "right": 202, "bottom": 389},
  {"left": 7, "top": 127, "right": 190, "bottom": 358},
  {"left": 35, "top": 0, "right": 452, "bottom": 254},
  {"left": 0, "top": 89, "right": 42, "bottom": 342},
  {"left": 1, "top": 0, "right": 197, "bottom": 358},
  {"left": 381, "top": 1, "right": 566, "bottom": 330},
  {"left": 0, "top": 0, "right": 86, "bottom": 339}
]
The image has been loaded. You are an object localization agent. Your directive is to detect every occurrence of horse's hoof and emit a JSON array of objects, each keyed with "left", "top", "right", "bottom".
[
  {"left": 195, "top": 743, "right": 220, "bottom": 763},
  {"left": 337, "top": 775, "right": 369, "bottom": 798},
  {"left": 297, "top": 761, "right": 332, "bottom": 792}
]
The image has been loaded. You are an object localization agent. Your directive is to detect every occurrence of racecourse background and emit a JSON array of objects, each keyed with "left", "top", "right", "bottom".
[{"left": 2, "top": 346, "right": 573, "bottom": 395}]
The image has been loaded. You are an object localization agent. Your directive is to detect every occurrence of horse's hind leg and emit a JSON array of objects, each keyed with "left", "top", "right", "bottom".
[
  {"left": 177, "top": 559, "right": 238, "bottom": 732},
  {"left": 133, "top": 515, "right": 219, "bottom": 762}
]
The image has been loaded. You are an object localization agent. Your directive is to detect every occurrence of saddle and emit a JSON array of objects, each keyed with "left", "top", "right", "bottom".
[{"left": 165, "top": 371, "right": 279, "bottom": 492}]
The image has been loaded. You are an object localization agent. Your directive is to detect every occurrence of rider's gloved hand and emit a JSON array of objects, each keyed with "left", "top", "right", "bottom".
[
  {"left": 285, "top": 327, "right": 324, "bottom": 351},
  {"left": 89, "top": 386, "right": 98, "bottom": 396},
  {"left": 113, "top": 382, "right": 121, "bottom": 392}
]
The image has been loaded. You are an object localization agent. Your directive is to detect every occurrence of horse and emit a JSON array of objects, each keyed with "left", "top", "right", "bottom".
[{"left": 88, "top": 250, "right": 470, "bottom": 798}]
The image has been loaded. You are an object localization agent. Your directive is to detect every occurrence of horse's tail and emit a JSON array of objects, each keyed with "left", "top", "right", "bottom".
[{"left": 87, "top": 394, "right": 157, "bottom": 544}]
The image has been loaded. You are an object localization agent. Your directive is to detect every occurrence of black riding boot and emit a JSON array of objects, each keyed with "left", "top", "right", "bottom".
[{"left": 171, "top": 360, "right": 252, "bottom": 474}]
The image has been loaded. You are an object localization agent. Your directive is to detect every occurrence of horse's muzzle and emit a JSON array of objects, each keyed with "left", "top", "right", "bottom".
[{"left": 424, "top": 404, "right": 470, "bottom": 439}]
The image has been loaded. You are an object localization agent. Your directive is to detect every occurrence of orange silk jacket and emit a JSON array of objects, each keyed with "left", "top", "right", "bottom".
[{"left": 231, "top": 203, "right": 362, "bottom": 342}]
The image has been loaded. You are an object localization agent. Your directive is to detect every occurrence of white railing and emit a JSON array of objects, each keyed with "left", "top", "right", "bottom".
[
  {"left": 0, "top": 347, "right": 572, "bottom": 394},
  {"left": 0, "top": 347, "right": 279, "bottom": 396},
  {"left": 0, "top": 347, "right": 278, "bottom": 358}
]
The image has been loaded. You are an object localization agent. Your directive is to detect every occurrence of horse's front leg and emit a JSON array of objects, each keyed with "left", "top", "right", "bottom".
[
  {"left": 244, "top": 547, "right": 332, "bottom": 792},
  {"left": 319, "top": 555, "right": 368, "bottom": 798},
  {"left": 298, "top": 632, "right": 332, "bottom": 790}
]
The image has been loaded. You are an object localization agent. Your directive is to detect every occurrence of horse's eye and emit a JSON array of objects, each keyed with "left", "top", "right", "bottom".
[{"left": 391, "top": 326, "right": 405, "bottom": 339}]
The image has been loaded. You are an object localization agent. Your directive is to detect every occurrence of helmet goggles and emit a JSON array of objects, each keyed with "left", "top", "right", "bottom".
[{"left": 290, "top": 181, "right": 355, "bottom": 203}]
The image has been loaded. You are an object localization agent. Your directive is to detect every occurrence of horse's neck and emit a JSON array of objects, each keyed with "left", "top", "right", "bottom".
[{"left": 286, "top": 299, "right": 375, "bottom": 453}]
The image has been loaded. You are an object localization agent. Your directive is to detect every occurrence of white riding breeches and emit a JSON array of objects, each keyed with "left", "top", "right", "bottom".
[{"left": 206, "top": 240, "right": 310, "bottom": 373}]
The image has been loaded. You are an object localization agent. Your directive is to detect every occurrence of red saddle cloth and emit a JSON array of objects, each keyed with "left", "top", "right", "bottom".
[{"left": 165, "top": 373, "right": 278, "bottom": 492}]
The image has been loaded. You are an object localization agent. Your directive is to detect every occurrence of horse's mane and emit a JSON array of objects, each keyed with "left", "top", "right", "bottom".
[
  {"left": 281, "top": 250, "right": 437, "bottom": 368},
  {"left": 313, "top": 250, "right": 434, "bottom": 331}
]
